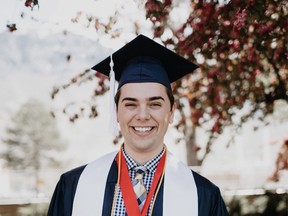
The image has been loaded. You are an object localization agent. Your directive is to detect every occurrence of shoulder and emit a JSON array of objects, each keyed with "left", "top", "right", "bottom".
[
  {"left": 57, "top": 165, "right": 88, "bottom": 196},
  {"left": 191, "top": 170, "right": 222, "bottom": 199},
  {"left": 61, "top": 165, "right": 87, "bottom": 182},
  {"left": 192, "top": 170, "right": 219, "bottom": 191},
  {"left": 191, "top": 170, "right": 229, "bottom": 215},
  {"left": 47, "top": 165, "right": 87, "bottom": 216}
]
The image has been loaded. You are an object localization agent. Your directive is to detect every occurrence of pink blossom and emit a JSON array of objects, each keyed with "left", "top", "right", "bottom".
[{"left": 233, "top": 9, "right": 247, "bottom": 30}]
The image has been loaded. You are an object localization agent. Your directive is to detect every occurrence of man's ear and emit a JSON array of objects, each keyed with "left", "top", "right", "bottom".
[{"left": 169, "top": 103, "right": 177, "bottom": 124}]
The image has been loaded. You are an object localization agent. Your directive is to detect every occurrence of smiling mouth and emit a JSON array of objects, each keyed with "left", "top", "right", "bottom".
[{"left": 133, "top": 127, "right": 154, "bottom": 132}]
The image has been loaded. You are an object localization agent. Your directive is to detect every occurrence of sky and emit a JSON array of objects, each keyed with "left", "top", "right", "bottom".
[{"left": 0, "top": 0, "right": 287, "bottom": 197}]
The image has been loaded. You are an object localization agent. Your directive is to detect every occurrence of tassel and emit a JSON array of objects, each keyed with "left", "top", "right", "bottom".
[{"left": 108, "top": 54, "right": 118, "bottom": 136}]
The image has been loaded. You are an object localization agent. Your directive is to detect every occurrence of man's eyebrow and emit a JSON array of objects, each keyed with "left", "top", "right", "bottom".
[
  {"left": 121, "top": 97, "right": 138, "bottom": 103},
  {"left": 148, "top": 96, "right": 165, "bottom": 102}
]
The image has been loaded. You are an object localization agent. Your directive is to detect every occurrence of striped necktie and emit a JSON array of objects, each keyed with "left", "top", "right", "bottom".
[{"left": 132, "top": 166, "right": 147, "bottom": 211}]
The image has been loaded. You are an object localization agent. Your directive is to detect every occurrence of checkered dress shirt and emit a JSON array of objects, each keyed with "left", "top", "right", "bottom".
[{"left": 113, "top": 146, "right": 165, "bottom": 216}]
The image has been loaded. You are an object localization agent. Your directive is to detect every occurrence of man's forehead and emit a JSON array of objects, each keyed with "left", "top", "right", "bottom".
[
  {"left": 120, "top": 82, "right": 167, "bottom": 92},
  {"left": 119, "top": 82, "right": 168, "bottom": 99}
]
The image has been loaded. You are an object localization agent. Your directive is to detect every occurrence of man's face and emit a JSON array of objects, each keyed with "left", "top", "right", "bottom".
[{"left": 117, "top": 82, "right": 175, "bottom": 154}]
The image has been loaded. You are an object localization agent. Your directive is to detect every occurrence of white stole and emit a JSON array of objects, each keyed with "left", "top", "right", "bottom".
[
  {"left": 72, "top": 151, "right": 198, "bottom": 216},
  {"left": 163, "top": 153, "right": 198, "bottom": 216}
]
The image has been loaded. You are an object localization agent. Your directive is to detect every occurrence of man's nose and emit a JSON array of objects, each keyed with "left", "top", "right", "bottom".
[{"left": 136, "top": 105, "right": 151, "bottom": 120}]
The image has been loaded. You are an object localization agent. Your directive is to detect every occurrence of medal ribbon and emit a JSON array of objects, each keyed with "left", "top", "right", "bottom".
[{"left": 116, "top": 150, "right": 166, "bottom": 216}]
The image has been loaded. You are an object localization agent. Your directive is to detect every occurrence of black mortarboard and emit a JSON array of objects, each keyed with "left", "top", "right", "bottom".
[{"left": 92, "top": 34, "right": 198, "bottom": 90}]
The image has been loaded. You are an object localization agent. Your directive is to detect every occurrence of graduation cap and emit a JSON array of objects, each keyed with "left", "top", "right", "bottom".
[
  {"left": 92, "top": 34, "right": 198, "bottom": 91},
  {"left": 91, "top": 34, "right": 198, "bottom": 135}
]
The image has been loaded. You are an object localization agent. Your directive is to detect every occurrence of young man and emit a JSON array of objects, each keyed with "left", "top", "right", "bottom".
[{"left": 48, "top": 35, "right": 229, "bottom": 215}]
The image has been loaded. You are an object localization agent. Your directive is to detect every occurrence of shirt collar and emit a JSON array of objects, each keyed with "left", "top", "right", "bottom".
[{"left": 122, "top": 145, "right": 165, "bottom": 173}]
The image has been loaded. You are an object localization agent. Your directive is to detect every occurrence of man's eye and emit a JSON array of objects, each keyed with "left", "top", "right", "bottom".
[
  {"left": 150, "top": 103, "right": 161, "bottom": 108},
  {"left": 125, "top": 103, "right": 136, "bottom": 107}
]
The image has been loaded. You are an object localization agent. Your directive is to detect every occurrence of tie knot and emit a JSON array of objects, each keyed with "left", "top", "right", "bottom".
[{"left": 134, "top": 166, "right": 147, "bottom": 179}]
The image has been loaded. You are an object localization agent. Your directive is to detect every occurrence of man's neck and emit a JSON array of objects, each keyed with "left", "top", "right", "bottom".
[{"left": 123, "top": 144, "right": 164, "bottom": 165}]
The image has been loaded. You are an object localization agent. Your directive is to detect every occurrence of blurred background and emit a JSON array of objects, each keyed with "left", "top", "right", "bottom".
[{"left": 0, "top": 0, "right": 287, "bottom": 215}]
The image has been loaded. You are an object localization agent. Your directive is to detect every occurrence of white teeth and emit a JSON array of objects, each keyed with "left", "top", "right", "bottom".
[{"left": 134, "top": 127, "right": 152, "bottom": 132}]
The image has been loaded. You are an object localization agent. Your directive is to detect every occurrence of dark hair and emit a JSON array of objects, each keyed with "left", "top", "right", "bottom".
[{"left": 114, "top": 87, "right": 175, "bottom": 111}]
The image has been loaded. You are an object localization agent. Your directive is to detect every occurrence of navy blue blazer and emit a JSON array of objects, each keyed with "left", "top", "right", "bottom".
[{"left": 48, "top": 160, "right": 229, "bottom": 215}]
